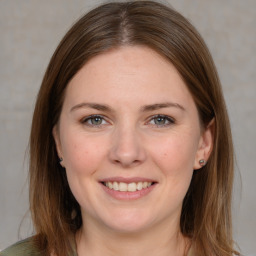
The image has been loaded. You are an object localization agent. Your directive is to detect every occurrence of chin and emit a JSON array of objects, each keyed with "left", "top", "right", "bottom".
[{"left": 100, "top": 210, "right": 155, "bottom": 234}]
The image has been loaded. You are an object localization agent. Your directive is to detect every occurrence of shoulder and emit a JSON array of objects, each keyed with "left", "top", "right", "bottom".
[{"left": 0, "top": 237, "right": 43, "bottom": 256}]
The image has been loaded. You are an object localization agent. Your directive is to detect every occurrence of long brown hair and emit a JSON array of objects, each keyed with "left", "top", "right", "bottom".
[{"left": 29, "top": 1, "right": 239, "bottom": 255}]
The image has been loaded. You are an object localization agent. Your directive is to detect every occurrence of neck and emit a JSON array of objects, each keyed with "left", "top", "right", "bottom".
[{"left": 76, "top": 216, "right": 189, "bottom": 256}]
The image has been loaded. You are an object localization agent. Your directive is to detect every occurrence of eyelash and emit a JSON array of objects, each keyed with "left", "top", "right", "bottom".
[
  {"left": 81, "top": 114, "right": 175, "bottom": 128},
  {"left": 81, "top": 115, "right": 108, "bottom": 128},
  {"left": 147, "top": 114, "right": 175, "bottom": 127}
]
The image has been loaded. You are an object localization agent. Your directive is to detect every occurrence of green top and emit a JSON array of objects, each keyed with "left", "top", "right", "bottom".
[
  {"left": 0, "top": 237, "right": 77, "bottom": 256},
  {"left": 1, "top": 237, "right": 194, "bottom": 256}
]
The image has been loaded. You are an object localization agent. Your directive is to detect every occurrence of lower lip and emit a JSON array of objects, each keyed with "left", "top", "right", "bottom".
[{"left": 100, "top": 183, "right": 156, "bottom": 200}]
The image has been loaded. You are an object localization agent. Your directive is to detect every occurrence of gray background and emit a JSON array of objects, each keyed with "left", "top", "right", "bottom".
[{"left": 0, "top": 0, "right": 255, "bottom": 255}]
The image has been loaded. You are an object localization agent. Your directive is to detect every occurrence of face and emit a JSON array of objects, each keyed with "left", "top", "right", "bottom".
[{"left": 53, "top": 46, "right": 213, "bottom": 234}]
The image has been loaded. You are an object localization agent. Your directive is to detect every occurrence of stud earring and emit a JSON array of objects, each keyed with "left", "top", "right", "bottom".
[
  {"left": 199, "top": 159, "right": 206, "bottom": 166},
  {"left": 59, "top": 157, "right": 63, "bottom": 163}
]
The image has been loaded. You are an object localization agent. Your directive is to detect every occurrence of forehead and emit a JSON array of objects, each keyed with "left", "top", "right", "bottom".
[{"left": 64, "top": 46, "right": 195, "bottom": 109}]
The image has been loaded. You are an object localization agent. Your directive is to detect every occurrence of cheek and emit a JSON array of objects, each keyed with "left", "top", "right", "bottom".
[
  {"left": 61, "top": 133, "right": 106, "bottom": 175},
  {"left": 146, "top": 133, "right": 197, "bottom": 215},
  {"left": 150, "top": 132, "right": 199, "bottom": 176},
  {"left": 61, "top": 134, "right": 107, "bottom": 209}
]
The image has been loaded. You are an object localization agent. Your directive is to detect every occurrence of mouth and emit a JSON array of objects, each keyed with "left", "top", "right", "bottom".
[
  {"left": 102, "top": 181, "right": 155, "bottom": 192},
  {"left": 99, "top": 177, "right": 157, "bottom": 200}
]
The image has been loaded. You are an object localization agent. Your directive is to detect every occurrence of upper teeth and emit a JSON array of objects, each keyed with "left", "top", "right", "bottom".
[{"left": 104, "top": 181, "right": 152, "bottom": 192}]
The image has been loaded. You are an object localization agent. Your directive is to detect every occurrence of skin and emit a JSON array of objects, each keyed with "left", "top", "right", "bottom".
[{"left": 53, "top": 46, "right": 214, "bottom": 256}]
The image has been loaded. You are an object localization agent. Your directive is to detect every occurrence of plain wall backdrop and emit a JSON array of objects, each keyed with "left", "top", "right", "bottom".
[{"left": 0, "top": 0, "right": 255, "bottom": 255}]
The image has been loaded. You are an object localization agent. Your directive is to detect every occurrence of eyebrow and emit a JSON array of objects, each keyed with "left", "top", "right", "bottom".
[
  {"left": 70, "top": 103, "right": 112, "bottom": 112},
  {"left": 70, "top": 102, "right": 185, "bottom": 113},
  {"left": 140, "top": 102, "right": 185, "bottom": 112}
]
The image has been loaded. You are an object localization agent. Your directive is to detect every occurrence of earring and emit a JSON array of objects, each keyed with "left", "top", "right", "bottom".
[
  {"left": 59, "top": 157, "right": 63, "bottom": 163},
  {"left": 199, "top": 159, "right": 206, "bottom": 166}
]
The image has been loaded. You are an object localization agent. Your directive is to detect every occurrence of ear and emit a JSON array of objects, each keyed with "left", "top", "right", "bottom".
[
  {"left": 52, "top": 125, "right": 65, "bottom": 167},
  {"left": 193, "top": 119, "right": 215, "bottom": 170}
]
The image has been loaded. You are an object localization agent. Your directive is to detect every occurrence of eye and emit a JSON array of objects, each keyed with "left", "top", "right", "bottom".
[
  {"left": 81, "top": 115, "right": 108, "bottom": 127},
  {"left": 148, "top": 115, "right": 175, "bottom": 127}
]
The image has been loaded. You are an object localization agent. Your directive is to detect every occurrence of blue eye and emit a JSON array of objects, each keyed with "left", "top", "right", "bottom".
[
  {"left": 149, "top": 115, "right": 174, "bottom": 127},
  {"left": 82, "top": 115, "right": 107, "bottom": 126}
]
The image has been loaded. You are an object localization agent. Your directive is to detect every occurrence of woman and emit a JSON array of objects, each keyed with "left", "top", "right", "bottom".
[{"left": 0, "top": 1, "right": 240, "bottom": 256}]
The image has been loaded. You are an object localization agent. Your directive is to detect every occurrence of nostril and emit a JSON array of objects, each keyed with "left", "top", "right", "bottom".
[
  {"left": 108, "top": 133, "right": 147, "bottom": 166},
  {"left": 115, "top": 159, "right": 141, "bottom": 168}
]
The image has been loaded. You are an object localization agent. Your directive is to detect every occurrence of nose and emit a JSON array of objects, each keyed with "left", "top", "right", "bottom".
[{"left": 108, "top": 125, "right": 147, "bottom": 168}]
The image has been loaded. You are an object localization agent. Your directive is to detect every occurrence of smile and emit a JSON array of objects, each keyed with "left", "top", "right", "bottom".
[{"left": 103, "top": 181, "right": 153, "bottom": 192}]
